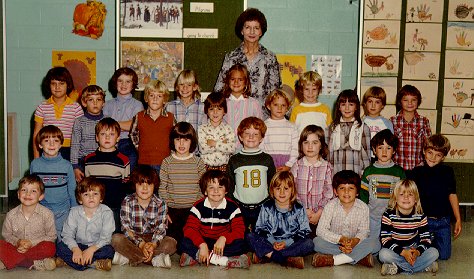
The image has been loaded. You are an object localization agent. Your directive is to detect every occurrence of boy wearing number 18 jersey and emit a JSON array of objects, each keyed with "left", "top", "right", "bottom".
[{"left": 228, "top": 117, "right": 276, "bottom": 233}]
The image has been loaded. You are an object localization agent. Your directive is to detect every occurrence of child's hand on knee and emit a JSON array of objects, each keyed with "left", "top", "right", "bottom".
[
  {"left": 213, "top": 236, "right": 226, "bottom": 256},
  {"left": 72, "top": 247, "right": 83, "bottom": 264},
  {"left": 198, "top": 243, "right": 210, "bottom": 265}
]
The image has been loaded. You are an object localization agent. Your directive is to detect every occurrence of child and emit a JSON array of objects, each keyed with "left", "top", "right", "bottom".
[
  {"left": 328, "top": 89, "right": 371, "bottom": 176},
  {"left": 408, "top": 134, "right": 462, "bottom": 260},
  {"left": 261, "top": 88, "right": 298, "bottom": 171},
  {"left": 227, "top": 117, "right": 276, "bottom": 232},
  {"left": 33, "top": 67, "right": 84, "bottom": 160},
  {"left": 222, "top": 64, "right": 263, "bottom": 151},
  {"left": 378, "top": 179, "right": 439, "bottom": 275},
  {"left": 129, "top": 80, "right": 175, "bottom": 172},
  {"left": 84, "top": 117, "right": 130, "bottom": 234},
  {"left": 104, "top": 67, "right": 144, "bottom": 171},
  {"left": 360, "top": 129, "right": 406, "bottom": 254},
  {"left": 198, "top": 92, "right": 235, "bottom": 171},
  {"left": 165, "top": 69, "right": 206, "bottom": 134},
  {"left": 390, "top": 85, "right": 431, "bottom": 170},
  {"left": 180, "top": 170, "right": 249, "bottom": 268},
  {"left": 56, "top": 177, "right": 115, "bottom": 271},
  {"left": 30, "top": 125, "right": 77, "bottom": 238},
  {"left": 159, "top": 122, "right": 206, "bottom": 247},
  {"left": 312, "top": 170, "right": 373, "bottom": 268},
  {"left": 290, "top": 71, "right": 332, "bottom": 135},
  {"left": 112, "top": 165, "right": 177, "bottom": 267},
  {"left": 71, "top": 85, "right": 106, "bottom": 182},
  {"left": 0, "top": 175, "right": 56, "bottom": 271},
  {"left": 247, "top": 171, "right": 314, "bottom": 269},
  {"left": 290, "top": 125, "right": 333, "bottom": 236},
  {"left": 361, "top": 86, "right": 394, "bottom": 138}
]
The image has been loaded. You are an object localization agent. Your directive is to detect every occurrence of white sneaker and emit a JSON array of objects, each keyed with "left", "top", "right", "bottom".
[
  {"left": 209, "top": 252, "right": 229, "bottom": 267},
  {"left": 112, "top": 252, "right": 129, "bottom": 266},
  {"left": 30, "top": 258, "right": 56, "bottom": 271},
  {"left": 425, "top": 261, "right": 439, "bottom": 273},
  {"left": 381, "top": 263, "right": 398, "bottom": 276},
  {"left": 152, "top": 253, "right": 171, "bottom": 268}
]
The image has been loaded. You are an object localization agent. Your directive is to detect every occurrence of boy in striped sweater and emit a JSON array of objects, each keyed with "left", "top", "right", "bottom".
[{"left": 180, "top": 170, "right": 249, "bottom": 268}]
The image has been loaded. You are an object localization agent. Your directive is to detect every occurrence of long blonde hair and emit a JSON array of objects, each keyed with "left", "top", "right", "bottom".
[{"left": 387, "top": 179, "right": 423, "bottom": 215}]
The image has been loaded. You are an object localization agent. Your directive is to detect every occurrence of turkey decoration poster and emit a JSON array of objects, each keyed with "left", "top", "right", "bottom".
[{"left": 52, "top": 50, "right": 97, "bottom": 102}]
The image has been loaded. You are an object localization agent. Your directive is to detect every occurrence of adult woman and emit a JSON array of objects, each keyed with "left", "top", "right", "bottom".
[{"left": 214, "top": 8, "right": 281, "bottom": 115}]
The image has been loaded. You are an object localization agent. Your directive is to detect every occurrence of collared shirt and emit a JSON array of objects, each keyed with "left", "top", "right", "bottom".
[
  {"left": 198, "top": 121, "right": 235, "bottom": 166},
  {"left": 391, "top": 111, "right": 431, "bottom": 170},
  {"left": 165, "top": 97, "right": 206, "bottom": 133},
  {"left": 61, "top": 204, "right": 115, "bottom": 250},
  {"left": 291, "top": 157, "right": 333, "bottom": 212},
  {"left": 2, "top": 204, "right": 56, "bottom": 246},
  {"left": 120, "top": 193, "right": 168, "bottom": 244},
  {"left": 34, "top": 96, "right": 84, "bottom": 146},
  {"left": 103, "top": 94, "right": 144, "bottom": 139},
  {"left": 316, "top": 198, "right": 370, "bottom": 244}
]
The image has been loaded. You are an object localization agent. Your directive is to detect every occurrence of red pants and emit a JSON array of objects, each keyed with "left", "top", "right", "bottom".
[{"left": 0, "top": 240, "right": 56, "bottom": 269}]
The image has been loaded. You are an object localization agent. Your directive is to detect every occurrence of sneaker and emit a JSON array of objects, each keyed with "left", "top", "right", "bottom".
[
  {"left": 311, "top": 253, "right": 334, "bottom": 267},
  {"left": 286, "top": 257, "right": 304, "bottom": 269},
  {"left": 251, "top": 252, "right": 270, "bottom": 264},
  {"left": 381, "top": 263, "right": 398, "bottom": 276},
  {"left": 179, "top": 253, "right": 198, "bottom": 267},
  {"left": 30, "top": 258, "right": 56, "bottom": 271},
  {"left": 112, "top": 252, "right": 129, "bottom": 266},
  {"left": 0, "top": 260, "right": 5, "bottom": 270},
  {"left": 227, "top": 254, "right": 250, "bottom": 269},
  {"left": 152, "top": 253, "right": 172, "bottom": 268},
  {"left": 357, "top": 254, "right": 374, "bottom": 267},
  {"left": 54, "top": 257, "right": 66, "bottom": 268},
  {"left": 94, "top": 259, "right": 112, "bottom": 271},
  {"left": 425, "top": 261, "right": 438, "bottom": 273}
]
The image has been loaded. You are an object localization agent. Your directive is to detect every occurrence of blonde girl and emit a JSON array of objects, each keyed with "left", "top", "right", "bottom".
[{"left": 379, "top": 179, "right": 439, "bottom": 275}]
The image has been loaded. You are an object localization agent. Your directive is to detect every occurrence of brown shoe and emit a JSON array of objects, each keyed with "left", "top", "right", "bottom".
[
  {"left": 55, "top": 257, "right": 66, "bottom": 268},
  {"left": 286, "top": 257, "right": 304, "bottom": 269},
  {"left": 357, "top": 254, "right": 374, "bottom": 267},
  {"left": 251, "top": 252, "right": 270, "bottom": 264},
  {"left": 312, "top": 253, "right": 334, "bottom": 267},
  {"left": 94, "top": 259, "right": 112, "bottom": 271}
]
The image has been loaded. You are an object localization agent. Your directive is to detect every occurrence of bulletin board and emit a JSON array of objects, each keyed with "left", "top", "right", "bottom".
[{"left": 115, "top": 0, "right": 244, "bottom": 93}]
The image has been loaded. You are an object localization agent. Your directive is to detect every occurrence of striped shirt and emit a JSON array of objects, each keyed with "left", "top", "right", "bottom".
[
  {"left": 120, "top": 193, "right": 167, "bottom": 244},
  {"left": 165, "top": 98, "right": 206, "bottom": 133},
  {"left": 159, "top": 153, "right": 206, "bottom": 208},
  {"left": 184, "top": 197, "right": 245, "bottom": 247},
  {"left": 380, "top": 209, "right": 431, "bottom": 255},
  {"left": 261, "top": 118, "right": 299, "bottom": 168},
  {"left": 34, "top": 96, "right": 84, "bottom": 147},
  {"left": 291, "top": 157, "right": 333, "bottom": 212},
  {"left": 391, "top": 111, "right": 431, "bottom": 170},
  {"left": 289, "top": 102, "right": 332, "bottom": 135},
  {"left": 70, "top": 111, "right": 104, "bottom": 168}
]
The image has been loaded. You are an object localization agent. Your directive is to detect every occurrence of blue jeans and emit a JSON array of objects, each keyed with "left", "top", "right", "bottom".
[
  {"left": 367, "top": 216, "right": 382, "bottom": 254},
  {"left": 118, "top": 138, "right": 137, "bottom": 171},
  {"left": 378, "top": 247, "right": 439, "bottom": 274},
  {"left": 56, "top": 241, "right": 115, "bottom": 271},
  {"left": 51, "top": 208, "right": 69, "bottom": 242},
  {"left": 428, "top": 217, "right": 451, "bottom": 260},
  {"left": 180, "top": 237, "right": 246, "bottom": 259},
  {"left": 313, "top": 237, "right": 372, "bottom": 263},
  {"left": 247, "top": 233, "right": 314, "bottom": 264}
]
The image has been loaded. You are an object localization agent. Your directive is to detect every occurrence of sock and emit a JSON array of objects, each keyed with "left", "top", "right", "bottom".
[
  {"left": 333, "top": 254, "right": 354, "bottom": 266},
  {"left": 209, "top": 252, "right": 229, "bottom": 266}
]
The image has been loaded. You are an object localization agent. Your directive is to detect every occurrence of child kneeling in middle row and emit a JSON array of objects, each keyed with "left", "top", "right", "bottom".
[{"left": 180, "top": 169, "right": 249, "bottom": 268}]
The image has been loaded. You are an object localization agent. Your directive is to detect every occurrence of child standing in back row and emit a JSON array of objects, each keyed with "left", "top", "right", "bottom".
[
  {"left": 290, "top": 71, "right": 332, "bottom": 135},
  {"left": 261, "top": 89, "right": 298, "bottom": 171},
  {"left": 390, "top": 85, "right": 431, "bottom": 170},
  {"left": 361, "top": 86, "right": 394, "bottom": 138},
  {"left": 328, "top": 89, "right": 371, "bottom": 176},
  {"left": 104, "top": 67, "right": 144, "bottom": 171}
]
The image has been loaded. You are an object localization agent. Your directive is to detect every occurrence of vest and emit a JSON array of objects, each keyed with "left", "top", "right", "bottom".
[{"left": 137, "top": 111, "right": 174, "bottom": 165}]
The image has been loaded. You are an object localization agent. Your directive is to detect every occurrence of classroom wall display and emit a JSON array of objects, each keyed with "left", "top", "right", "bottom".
[
  {"left": 311, "top": 55, "right": 342, "bottom": 95},
  {"left": 401, "top": 80, "right": 438, "bottom": 109},
  {"left": 276, "top": 54, "right": 306, "bottom": 93},
  {"left": 444, "top": 135, "right": 474, "bottom": 163},
  {"left": 447, "top": 22, "right": 474, "bottom": 51},
  {"left": 363, "top": 21, "right": 400, "bottom": 49},
  {"left": 448, "top": 0, "right": 474, "bottom": 22},
  {"left": 404, "top": 23, "right": 442, "bottom": 52},
  {"left": 406, "top": 0, "right": 444, "bottom": 23},
  {"left": 364, "top": 0, "right": 403, "bottom": 20},
  {"left": 120, "top": 41, "right": 184, "bottom": 90},
  {"left": 362, "top": 48, "right": 399, "bottom": 77},
  {"left": 443, "top": 79, "right": 474, "bottom": 107},
  {"left": 360, "top": 77, "right": 398, "bottom": 104},
  {"left": 72, "top": 0, "right": 107, "bottom": 39},
  {"left": 441, "top": 106, "right": 474, "bottom": 136},
  {"left": 402, "top": 51, "right": 440, "bottom": 80},
  {"left": 120, "top": 0, "right": 183, "bottom": 38},
  {"left": 445, "top": 50, "right": 474, "bottom": 79}
]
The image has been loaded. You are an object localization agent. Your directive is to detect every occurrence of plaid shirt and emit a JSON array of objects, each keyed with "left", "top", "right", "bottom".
[
  {"left": 390, "top": 111, "right": 431, "bottom": 170},
  {"left": 120, "top": 193, "right": 167, "bottom": 245},
  {"left": 165, "top": 98, "right": 206, "bottom": 132},
  {"left": 291, "top": 157, "right": 333, "bottom": 212}
]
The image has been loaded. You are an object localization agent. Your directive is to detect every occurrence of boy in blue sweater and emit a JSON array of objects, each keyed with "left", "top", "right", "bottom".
[{"left": 30, "top": 125, "right": 77, "bottom": 239}]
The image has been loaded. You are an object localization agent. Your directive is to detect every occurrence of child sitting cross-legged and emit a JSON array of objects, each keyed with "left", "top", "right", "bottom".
[
  {"left": 247, "top": 171, "right": 314, "bottom": 269},
  {"left": 112, "top": 165, "right": 177, "bottom": 268},
  {"left": 179, "top": 169, "right": 249, "bottom": 268},
  {"left": 312, "top": 170, "right": 374, "bottom": 268},
  {"left": 56, "top": 177, "right": 115, "bottom": 271}
]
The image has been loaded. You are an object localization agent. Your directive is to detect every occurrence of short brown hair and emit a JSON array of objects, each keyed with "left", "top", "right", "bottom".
[
  {"left": 42, "top": 67, "right": 75, "bottom": 96},
  {"left": 396, "top": 84, "right": 422, "bottom": 112},
  {"left": 95, "top": 117, "right": 121, "bottom": 137},
  {"left": 169, "top": 122, "right": 198, "bottom": 153},
  {"left": 298, "top": 125, "right": 328, "bottom": 160},
  {"left": 362, "top": 86, "right": 386, "bottom": 115},
  {"left": 75, "top": 177, "right": 105, "bottom": 203},
  {"left": 36, "top": 125, "right": 64, "bottom": 149},
  {"left": 130, "top": 165, "right": 160, "bottom": 191},
  {"left": 269, "top": 171, "right": 297, "bottom": 209},
  {"left": 81, "top": 85, "right": 106, "bottom": 103},
  {"left": 237, "top": 116, "right": 267, "bottom": 139},
  {"left": 424, "top": 134, "right": 451, "bottom": 157},
  {"left": 332, "top": 170, "right": 361, "bottom": 193},
  {"left": 204, "top": 92, "right": 227, "bottom": 114},
  {"left": 18, "top": 174, "right": 45, "bottom": 195},
  {"left": 199, "top": 169, "right": 230, "bottom": 195},
  {"left": 235, "top": 8, "right": 267, "bottom": 40},
  {"left": 144, "top": 80, "right": 170, "bottom": 103},
  {"left": 110, "top": 67, "right": 138, "bottom": 97}
]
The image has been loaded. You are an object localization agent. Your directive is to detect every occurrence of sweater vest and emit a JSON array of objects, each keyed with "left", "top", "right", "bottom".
[{"left": 137, "top": 111, "right": 174, "bottom": 165}]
